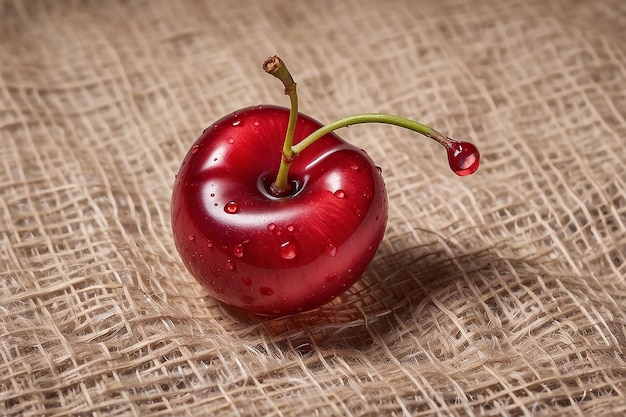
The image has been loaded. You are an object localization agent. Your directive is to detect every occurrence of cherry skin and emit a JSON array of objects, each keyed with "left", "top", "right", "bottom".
[{"left": 171, "top": 105, "right": 388, "bottom": 316}]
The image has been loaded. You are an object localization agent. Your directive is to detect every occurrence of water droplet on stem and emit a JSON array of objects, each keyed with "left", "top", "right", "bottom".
[{"left": 447, "top": 141, "right": 480, "bottom": 176}]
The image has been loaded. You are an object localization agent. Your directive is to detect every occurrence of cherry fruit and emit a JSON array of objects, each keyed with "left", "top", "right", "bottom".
[{"left": 171, "top": 56, "right": 479, "bottom": 316}]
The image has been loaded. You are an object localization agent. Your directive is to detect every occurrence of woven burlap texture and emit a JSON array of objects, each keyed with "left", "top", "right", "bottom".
[{"left": 1, "top": 0, "right": 625, "bottom": 416}]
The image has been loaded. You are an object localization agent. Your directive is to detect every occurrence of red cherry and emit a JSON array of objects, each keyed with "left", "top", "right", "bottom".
[
  {"left": 171, "top": 56, "right": 479, "bottom": 316},
  {"left": 171, "top": 106, "right": 388, "bottom": 315}
]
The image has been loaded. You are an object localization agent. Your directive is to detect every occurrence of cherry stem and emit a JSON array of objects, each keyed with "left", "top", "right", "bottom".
[
  {"left": 264, "top": 55, "right": 477, "bottom": 194},
  {"left": 293, "top": 114, "right": 455, "bottom": 154},
  {"left": 263, "top": 56, "right": 299, "bottom": 194}
]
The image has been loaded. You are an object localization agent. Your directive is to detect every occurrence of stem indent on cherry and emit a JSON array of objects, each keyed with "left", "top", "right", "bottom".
[{"left": 263, "top": 55, "right": 480, "bottom": 195}]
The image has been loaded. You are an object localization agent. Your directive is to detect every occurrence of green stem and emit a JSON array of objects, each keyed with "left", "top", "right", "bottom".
[
  {"left": 292, "top": 114, "right": 454, "bottom": 155},
  {"left": 264, "top": 56, "right": 460, "bottom": 196},
  {"left": 263, "top": 56, "right": 299, "bottom": 194}
]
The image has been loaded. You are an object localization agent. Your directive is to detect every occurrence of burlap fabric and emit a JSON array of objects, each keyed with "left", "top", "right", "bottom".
[{"left": 2, "top": 0, "right": 625, "bottom": 415}]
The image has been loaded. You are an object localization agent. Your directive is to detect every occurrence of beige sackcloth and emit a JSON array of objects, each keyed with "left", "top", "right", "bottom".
[{"left": 1, "top": 0, "right": 625, "bottom": 415}]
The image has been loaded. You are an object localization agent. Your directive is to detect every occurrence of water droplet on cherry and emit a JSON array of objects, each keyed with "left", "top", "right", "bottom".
[
  {"left": 191, "top": 145, "right": 199, "bottom": 154},
  {"left": 350, "top": 164, "right": 359, "bottom": 171},
  {"left": 447, "top": 141, "right": 480, "bottom": 176},
  {"left": 226, "top": 137, "right": 235, "bottom": 144},
  {"left": 207, "top": 240, "right": 213, "bottom": 248},
  {"left": 267, "top": 223, "right": 276, "bottom": 231},
  {"left": 188, "top": 234, "right": 195, "bottom": 241},
  {"left": 260, "top": 287, "right": 274, "bottom": 296},
  {"left": 325, "top": 273, "right": 337, "bottom": 282},
  {"left": 376, "top": 166, "right": 383, "bottom": 175},
  {"left": 224, "top": 201, "right": 238, "bottom": 213},
  {"left": 232, "top": 244, "right": 244, "bottom": 258},
  {"left": 286, "top": 225, "right": 294, "bottom": 232},
  {"left": 242, "top": 276, "right": 252, "bottom": 286},
  {"left": 279, "top": 241, "right": 297, "bottom": 260},
  {"left": 334, "top": 189, "right": 345, "bottom": 199},
  {"left": 253, "top": 120, "right": 260, "bottom": 127},
  {"left": 225, "top": 261, "right": 234, "bottom": 271},
  {"left": 232, "top": 120, "right": 241, "bottom": 127},
  {"left": 325, "top": 243, "right": 337, "bottom": 256}
]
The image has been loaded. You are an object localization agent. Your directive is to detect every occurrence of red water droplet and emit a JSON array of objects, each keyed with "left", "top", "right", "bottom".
[
  {"left": 232, "top": 244, "right": 244, "bottom": 258},
  {"left": 376, "top": 166, "right": 383, "bottom": 175},
  {"left": 267, "top": 223, "right": 276, "bottom": 231},
  {"left": 325, "top": 243, "right": 337, "bottom": 256},
  {"left": 224, "top": 201, "right": 238, "bottom": 213},
  {"left": 447, "top": 141, "right": 480, "bottom": 176},
  {"left": 188, "top": 234, "right": 195, "bottom": 241},
  {"left": 287, "top": 225, "right": 294, "bottom": 232},
  {"left": 191, "top": 144, "right": 199, "bottom": 154},
  {"left": 242, "top": 276, "right": 252, "bottom": 286},
  {"left": 225, "top": 260, "right": 234, "bottom": 271},
  {"left": 325, "top": 273, "right": 337, "bottom": 282},
  {"left": 350, "top": 164, "right": 359, "bottom": 171},
  {"left": 232, "top": 120, "right": 241, "bottom": 127},
  {"left": 260, "top": 287, "right": 274, "bottom": 296},
  {"left": 207, "top": 240, "right": 213, "bottom": 248},
  {"left": 226, "top": 137, "right": 235, "bottom": 144},
  {"left": 279, "top": 241, "right": 297, "bottom": 260},
  {"left": 334, "top": 189, "right": 345, "bottom": 199}
]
